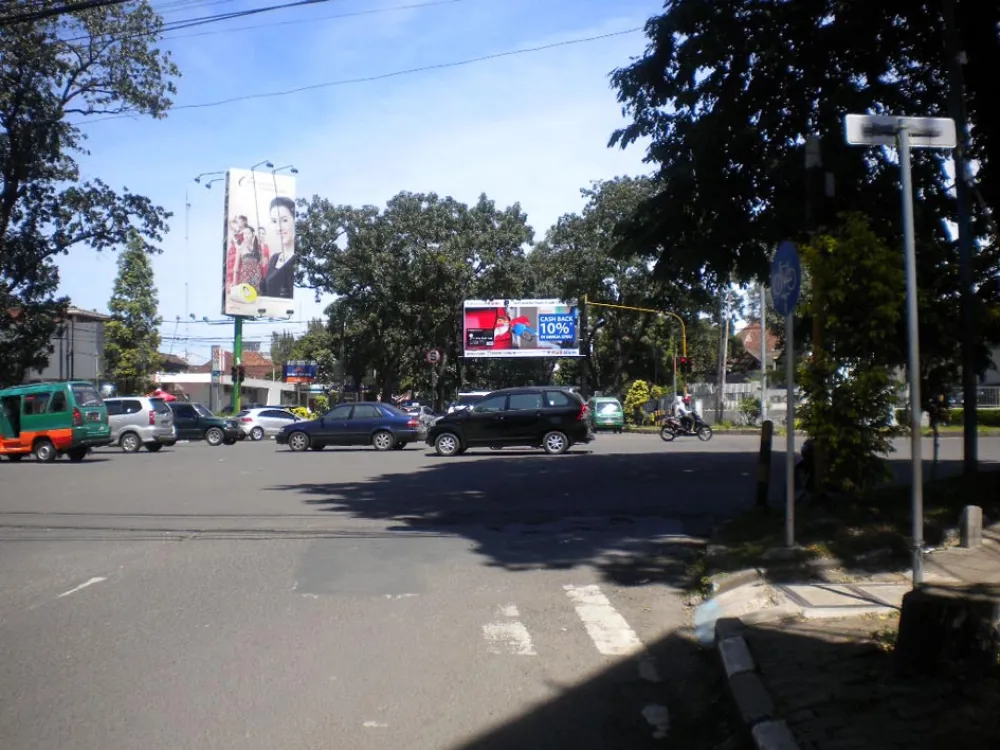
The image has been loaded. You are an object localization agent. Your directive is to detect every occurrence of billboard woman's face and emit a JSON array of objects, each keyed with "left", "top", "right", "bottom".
[{"left": 270, "top": 205, "right": 295, "bottom": 251}]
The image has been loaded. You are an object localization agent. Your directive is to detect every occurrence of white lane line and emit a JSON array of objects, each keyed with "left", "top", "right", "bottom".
[
  {"left": 362, "top": 721, "right": 388, "bottom": 728},
  {"left": 642, "top": 704, "right": 670, "bottom": 739},
  {"left": 57, "top": 576, "right": 107, "bottom": 598},
  {"left": 482, "top": 621, "right": 537, "bottom": 655},
  {"left": 563, "top": 584, "right": 644, "bottom": 656},
  {"left": 483, "top": 605, "right": 535, "bottom": 655}
]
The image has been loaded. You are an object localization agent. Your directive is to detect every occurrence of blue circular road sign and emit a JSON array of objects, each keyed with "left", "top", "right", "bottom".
[{"left": 770, "top": 240, "right": 801, "bottom": 316}]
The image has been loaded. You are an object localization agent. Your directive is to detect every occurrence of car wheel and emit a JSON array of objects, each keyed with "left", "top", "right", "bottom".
[
  {"left": 120, "top": 432, "right": 142, "bottom": 453},
  {"left": 67, "top": 447, "right": 88, "bottom": 462},
  {"left": 434, "top": 432, "right": 461, "bottom": 457},
  {"left": 205, "top": 427, "right": 224, "bottom": 446},
  {"left": 33, "top": 438, "right": 57, "bottom": 463},
  {"left": 250, "top": 426, "right": 265, "bottom": 441},
  {"left": 288, "top": 431, "right": 310, "bottom": 452},
  {"left": 146, "top": 443, "right": 163, "bottom": 453},
  {"left": 697, "top": 425, "right": 714, "bottom": 442},
  {"left": 372, "top": 430, "right": 394, "bottom": 451},
  {"left": 659, "top": 426, "right": 676, "bottom": 442},
  {"left": 542, "top": 431, "right": 569, "bottom": 455}
]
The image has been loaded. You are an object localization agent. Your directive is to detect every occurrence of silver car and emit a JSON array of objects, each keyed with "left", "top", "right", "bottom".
[
  {"left": 237, "top": 407, "right": 301, "bottom": 440},
  {"left": 104, "top": 396, "right": 177, "bottom": 453}
]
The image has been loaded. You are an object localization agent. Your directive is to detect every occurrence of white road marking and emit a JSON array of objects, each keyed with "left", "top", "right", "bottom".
[
  {"left": 563, "top": 584, "right": 643, "bottom": 656},
  {"left": 482, "top": 620, "right": 537, "bottom": 655},
  {"left": 362, "top": 721, "right": 388, "bottom": 728},
  {"left": 383, "top": 593, "right": 418, "bottom": 600},
  {"left": 500, "top": 604, "right": 520, "bottom": 617},
  {"left": 642, "top": 704, "right": 670, "bottom": 739},
  {"left": 57, "top": 577, "right": 106, "bottom": 598}
]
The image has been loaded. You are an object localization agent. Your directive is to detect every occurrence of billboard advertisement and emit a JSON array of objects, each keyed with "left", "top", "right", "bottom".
[
  {"left": 283, "top": 360, "right": 318, "bottom": 383},
  {"left": 463, "top": 299, "right": 580, "bottom": 358},
  {"left": 221, "top": 168, "right": 297, "bottom": 317}
]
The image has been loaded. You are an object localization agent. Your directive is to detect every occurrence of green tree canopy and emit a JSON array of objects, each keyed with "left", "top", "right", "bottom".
[
  {"left": 0, "top": 1, "right": 178, "bottom": 386},
  {"left": 103, "top": 233, "right": 162, "bottom": 394}
]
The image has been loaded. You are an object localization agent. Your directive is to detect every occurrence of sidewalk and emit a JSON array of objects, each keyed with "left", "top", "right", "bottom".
[{"left": 704, "top": 525, "right": 1000, "bottom": 750}]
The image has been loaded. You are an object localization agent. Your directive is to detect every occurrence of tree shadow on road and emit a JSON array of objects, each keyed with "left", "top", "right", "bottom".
[{"left": 269, "top": 444, "right": 769, "bottom": 588}]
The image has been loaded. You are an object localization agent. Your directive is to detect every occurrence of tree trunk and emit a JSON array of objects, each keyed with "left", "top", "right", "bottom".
[{"left": 895, "top": 583, "right": 1000, "bottom": 678}]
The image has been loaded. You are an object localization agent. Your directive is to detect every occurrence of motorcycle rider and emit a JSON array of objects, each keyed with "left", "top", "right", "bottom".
[{"left": 673, "top": 391, "right": 694, "bottom": 432}]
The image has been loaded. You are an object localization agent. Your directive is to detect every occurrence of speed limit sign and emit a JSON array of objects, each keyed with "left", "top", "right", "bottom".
[{"left": 425, "top": 348, "right": 442, "bottom": 364}]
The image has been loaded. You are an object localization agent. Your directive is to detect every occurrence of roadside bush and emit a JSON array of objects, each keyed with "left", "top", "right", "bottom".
[
  {"left": 623, "top": 379, "right": 652, "bottom": 425},
  {"left": 738, "top": 396, "right": 762, "bottom": 426},
  {"left": 290, "top": 406, "right": 312, "bottom": 420}
]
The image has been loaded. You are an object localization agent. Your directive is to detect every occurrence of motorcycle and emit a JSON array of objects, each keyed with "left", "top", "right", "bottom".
[{"left": 659, "top": 412, "right": 713, "bottom": 442}]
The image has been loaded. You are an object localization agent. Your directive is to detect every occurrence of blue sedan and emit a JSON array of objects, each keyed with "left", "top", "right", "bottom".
[{"left": 276, "top": 402, "right": 425, "bottom": 452}]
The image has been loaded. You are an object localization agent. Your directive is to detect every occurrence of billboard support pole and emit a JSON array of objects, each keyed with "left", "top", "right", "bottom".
[{"left": 232, "top": 316, "right": 243, "bottom": 413}]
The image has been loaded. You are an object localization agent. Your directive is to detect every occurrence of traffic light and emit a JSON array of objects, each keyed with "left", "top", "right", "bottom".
[
  {"left": 679, "top": 357, "right": 692, "bottom": 374},
  {"left": 230, "top": 366, "right": 238, "bottom": 382},
  {"left": 231, "top": 365, "right": 246, "bottom": 383}
]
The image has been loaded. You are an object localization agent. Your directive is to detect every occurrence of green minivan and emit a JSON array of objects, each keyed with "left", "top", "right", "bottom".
[
  {"left": 0, "top": 381, "right": 112, "bottom": 462},
  {"left": 588, "top": 396, "right": 625, "bottom": 433}
]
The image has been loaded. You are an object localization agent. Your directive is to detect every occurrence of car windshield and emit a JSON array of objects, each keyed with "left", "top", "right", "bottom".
[
  {"left": 456, "top": 396, "right": 482, "bottom": 407},
  {"left": 597, "top": 402, "right": 622, "bottom": 414},
  {"left": 193, "top": 403, "right": 213, "bottom": 418},
  {"left": 70, "top": 384, "right": 103, "bottom": 407},
  {"left": 236, "top": 410, "right": 250, "bottom": 417}
]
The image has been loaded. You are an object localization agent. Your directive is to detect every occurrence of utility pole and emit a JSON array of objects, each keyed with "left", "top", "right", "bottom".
[
  {"left": 760, "top": 283, "right": 768, "bottom": 423},
  {"left": 805, "top": 135, "right": 828, "bottom": 493},
  {"left": 943, "top": 0, "right": 978, "bottom": 475},
  {"left": 717, "top": 282, "right": 729, "bottom": 422}
]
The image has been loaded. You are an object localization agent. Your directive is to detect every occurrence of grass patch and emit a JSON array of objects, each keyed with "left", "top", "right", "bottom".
[{"left": 706, "top": 469, "right": 1000, "bottom": 578}]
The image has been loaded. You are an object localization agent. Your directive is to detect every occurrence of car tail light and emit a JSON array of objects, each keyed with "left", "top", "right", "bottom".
[
  {"left": 72, "top": 407, "right": 83, "bottom": 427},
  {"left": 577, "top": 403, "right": 588, "bottom": 421},
  {"left": 240, "top": 417, "right": 252, "bottom": 423},
  {"left": 149, "top": 410, "right": 156, "bottom": 425},
  {"left": 407, "top": 418, "right": 419, "bottom": 427}
]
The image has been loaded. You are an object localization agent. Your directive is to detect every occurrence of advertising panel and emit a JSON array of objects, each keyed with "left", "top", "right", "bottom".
[
  {"left": 221, "top": 168, "right": 297, "bottom": 317},
  {"left": 462, "top": 299, "right": 580, "bottom": 358},
  {"left": 283, "top": 360, "right": 318, "bottom": 383}
]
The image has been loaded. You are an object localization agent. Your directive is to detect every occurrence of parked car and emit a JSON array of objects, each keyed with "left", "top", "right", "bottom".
[
  {"left": 0, "top": 380, "right": 111, "bottom": 462},
  {"left": 427, "top": 387, "right": 594, "bottom": 456},
  {"left": 167, "top": 402, "right": 240, "bottom": 446},
  {"left": 277, "top": 402, "right": 425, "bottom": 452},
  {"left": 237, "top": 407, "right": 301, "bottom": 440},
  {"left": 587, "top": 396, "right": 625, "bottom": 433},
  {"left": 403, "top": 404, "right": 441, "bottom": 429},
  {"left": 104, "top": 396, "right": 177, "bottom": 452}
]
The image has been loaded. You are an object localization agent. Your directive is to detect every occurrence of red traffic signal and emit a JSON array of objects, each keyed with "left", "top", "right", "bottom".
[{"left": 678, "top": 357, "right": 692, "bottom": 374}]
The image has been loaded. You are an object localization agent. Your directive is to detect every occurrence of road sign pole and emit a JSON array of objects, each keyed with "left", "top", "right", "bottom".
[
  {"left": 785, "top": 311, "right": 795, "bottom": 547},
  {"left": 760, "top": 284, "right": 768, "bottom": 423},
  {"left": 898, "top": 126, "right": 925, "bottom": 586}
]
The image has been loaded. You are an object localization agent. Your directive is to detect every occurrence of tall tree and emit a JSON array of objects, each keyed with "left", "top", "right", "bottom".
[
  {"left": 0, "top": 1, "right": 178, "bottom": 386},
  {"left": 608, "top": 0, "right": 1000, "bottom": 388},
  {"left": 529, "top": 176, "right": 708, "bottom": 395},
  {"left": 296, "top": 191, "right": 533, "bottom": 401},
  {"left": 290, "top": 318, "right": 339, "bottom": 385},
  {"left": 103, "top": 233, "right": 162, "bottom": 394},
  {"left": 269, "top": 330, "right": 296, "bottom": 377}
]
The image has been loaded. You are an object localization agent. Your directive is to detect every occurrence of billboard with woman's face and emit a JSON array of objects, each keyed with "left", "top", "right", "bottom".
[{"left": 221, "top": 168, "right": 297, "bottom": 317}]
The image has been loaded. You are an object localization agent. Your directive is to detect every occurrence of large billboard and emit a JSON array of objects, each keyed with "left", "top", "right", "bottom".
[
  {"left": 221, "top": 168, "right": 297, "bottom": 318},
  {"left": 463, "top": 299, "right": 580, "bottom": 358}
]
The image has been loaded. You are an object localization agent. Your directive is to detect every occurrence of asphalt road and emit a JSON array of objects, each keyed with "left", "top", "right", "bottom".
[{"left": 0, "top": 432, "right": 994, "bottom": 749}]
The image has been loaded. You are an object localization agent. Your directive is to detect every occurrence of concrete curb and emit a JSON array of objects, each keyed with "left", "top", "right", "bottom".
[{"left": 714, "top": 617, "right": 801, "bottom": 750}]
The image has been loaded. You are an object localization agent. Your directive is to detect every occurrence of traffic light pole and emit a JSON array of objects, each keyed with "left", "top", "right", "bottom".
[
  {"left": 582, "top": 295, "right": 688, "bottom": 357},
  {"left": 231, "top": 316, "right": 244, "bottom": 413}
]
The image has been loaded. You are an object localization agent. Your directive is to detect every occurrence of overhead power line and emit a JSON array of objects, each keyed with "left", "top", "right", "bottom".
[
  {"left": 85, "top": 27, "right": 643, "bottom": 123},
  {"left": 1, "top": 0, "right": 133, "bottom": 27}
]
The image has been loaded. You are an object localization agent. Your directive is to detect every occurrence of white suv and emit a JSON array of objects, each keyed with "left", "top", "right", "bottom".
[{"left": 237, "top": 407, "right": 301, "bottom": 440}]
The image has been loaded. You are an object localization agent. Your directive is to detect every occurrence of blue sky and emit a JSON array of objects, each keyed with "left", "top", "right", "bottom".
[{"left": 63, "top": 0, "right": 662, "bottom": 364}]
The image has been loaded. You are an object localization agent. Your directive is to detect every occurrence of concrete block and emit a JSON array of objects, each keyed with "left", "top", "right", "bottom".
[
  {"left": 715, "top": 617, "right": 747, "bottom": 640},
  {"left": 961, "top": 505, "right": 983, "bottom": 548},
  {"left": 752, "top": 720, "right": 801, "bottom": 750},
  {"left": 730, "top": 672, "right": 775, "bottom": 725},
  {"left": 719, "top": 635, "right": 756, "bottom": 677}
]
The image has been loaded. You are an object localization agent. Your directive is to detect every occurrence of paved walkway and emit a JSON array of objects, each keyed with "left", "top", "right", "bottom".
[{"left": 731, "top": 525, "right": 1000, "bottom": 749}]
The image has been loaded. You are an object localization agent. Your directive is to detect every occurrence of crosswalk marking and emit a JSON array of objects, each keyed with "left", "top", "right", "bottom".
[
  {"left": 482, "top": 604, "right": 537, "bottom": 655},
  {"left": 562, "top": 584, "right": 644, "bottom": 656}
]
